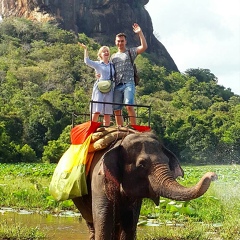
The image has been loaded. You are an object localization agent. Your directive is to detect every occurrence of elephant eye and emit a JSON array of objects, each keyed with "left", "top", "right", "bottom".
[{"left": 137, "top": 159, "right": 147, "bottom": 169}]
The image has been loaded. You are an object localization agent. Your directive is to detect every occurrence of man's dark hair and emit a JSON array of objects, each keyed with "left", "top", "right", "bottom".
[{"left": 116, "top": 33, "right": 127, "bottom": 39}]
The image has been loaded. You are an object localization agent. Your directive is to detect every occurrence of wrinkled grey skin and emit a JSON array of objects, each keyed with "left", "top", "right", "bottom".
[{"left": 73, "top": 131, "right": 217, "bottom": 240}]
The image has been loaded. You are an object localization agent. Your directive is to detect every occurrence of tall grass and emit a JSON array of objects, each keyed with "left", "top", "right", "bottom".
[{"left": 0, "top": 163, "right": 74, "bottom": 211}]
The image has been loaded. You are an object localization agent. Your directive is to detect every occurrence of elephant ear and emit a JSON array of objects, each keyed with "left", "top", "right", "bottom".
[
  {"left": 101, "top": 145, "right": 123, "bottom": 202},
  {"left": 162, "top": 146, "right": 184, "bottom": 179}
]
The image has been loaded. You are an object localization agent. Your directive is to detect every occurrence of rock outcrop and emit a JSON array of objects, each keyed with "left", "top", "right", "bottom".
[{"left": 0, "top": 0, "right": 178, "bottom": 71}]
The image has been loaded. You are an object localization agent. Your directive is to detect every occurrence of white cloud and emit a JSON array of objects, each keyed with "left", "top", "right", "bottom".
[{"left": 146, "top": 0, "right": 240, "bottom": 95}]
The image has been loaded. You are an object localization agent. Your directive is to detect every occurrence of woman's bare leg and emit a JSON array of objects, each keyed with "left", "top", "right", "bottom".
[
  {"left": 103, "top": 114, "right": 111, "bottom": 126},
  {"left": 92, "top": 112, "right": 100, "bottom": 122}
]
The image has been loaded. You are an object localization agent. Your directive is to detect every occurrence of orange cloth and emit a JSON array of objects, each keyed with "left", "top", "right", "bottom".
[
  {"left": 71, "top": 121, "right": 101, "bottom": 144},
  {"left": 131, "top": 125, "right": 151, "bottom": 132},
  {"left": 85, "top": 152, "right": 95, "bottom": 176}
]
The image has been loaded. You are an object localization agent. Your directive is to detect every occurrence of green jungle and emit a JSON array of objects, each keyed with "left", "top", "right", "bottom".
[{"left": 0, "top": 17, "right": 240, "bottom": 239}]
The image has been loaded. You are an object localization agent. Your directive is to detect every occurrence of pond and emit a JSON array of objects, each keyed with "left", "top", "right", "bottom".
[
  {"left": 0, "top": 207, "right": 160, "bottom": 239},
  {"left": 0, "top": 207, "right": 89, "bottom": 239},
  {"left": 0, "top": 207, "right": 224, "bottom": 239}
]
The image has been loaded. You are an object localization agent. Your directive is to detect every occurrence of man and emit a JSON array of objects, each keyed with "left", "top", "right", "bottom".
[{"left": 111, "top": 23, "right": 148, "bottom": 126}]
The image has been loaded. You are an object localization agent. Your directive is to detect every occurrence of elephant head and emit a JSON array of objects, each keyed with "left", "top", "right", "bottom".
[{"left": 101, "top": 131, "right": 217, "bottom": 204}]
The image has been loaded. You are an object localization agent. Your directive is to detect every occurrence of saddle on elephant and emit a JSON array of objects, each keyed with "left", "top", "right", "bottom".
[{"left": 49, "top": 121, "right": 151, "bottom": 201}]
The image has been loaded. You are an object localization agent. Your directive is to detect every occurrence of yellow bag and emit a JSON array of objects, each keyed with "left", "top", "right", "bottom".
[{"left": 49, "top": 134, "right": 92, "bottom": 201}]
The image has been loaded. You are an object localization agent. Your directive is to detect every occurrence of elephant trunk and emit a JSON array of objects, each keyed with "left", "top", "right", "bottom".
[{"left": 149, "top": 165, "right": 217, "bottom": 202}]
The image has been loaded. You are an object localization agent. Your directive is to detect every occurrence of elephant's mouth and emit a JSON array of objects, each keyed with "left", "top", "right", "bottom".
[
  {"left": 148, "top": 184, "right": 160, "bottom": 205},
  {"left": 150, "top": 196, "right": 160, "bottom": 205}
]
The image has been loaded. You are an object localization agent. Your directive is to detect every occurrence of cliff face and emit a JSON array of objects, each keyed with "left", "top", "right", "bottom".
[{"left": 0, "top": 0, "right": 178, "bottom": 71}]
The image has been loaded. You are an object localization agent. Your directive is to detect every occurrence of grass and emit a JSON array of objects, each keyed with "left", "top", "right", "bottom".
[
  {"left": 0, "top": 220, "right": 46, "bottom": 239},
  {"left": 0, "top": 163, "right": 240, "bottom": 239},
  {"left": 0, "top": 163, "right": 74, "bottom": 211}
]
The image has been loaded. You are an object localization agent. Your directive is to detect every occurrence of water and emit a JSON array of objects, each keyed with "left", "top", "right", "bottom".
[
  {"left": 0, "top": 208, "right": 154, "bottom": 239},
  {"left": 0, "top": 209, "right": 185, "bottom": 240},
  {"left": 0, "top": 208, "right": 89, "bottom": 239}
]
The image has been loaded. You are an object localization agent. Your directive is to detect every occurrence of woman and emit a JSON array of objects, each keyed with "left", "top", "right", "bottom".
[{"left": 78, "top": 42, "right": 115, "bottom": 126}]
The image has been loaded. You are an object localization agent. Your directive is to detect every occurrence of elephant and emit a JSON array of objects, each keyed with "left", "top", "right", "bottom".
[{"left": 73, "top": 131, "right": 217, "bottom": 240}]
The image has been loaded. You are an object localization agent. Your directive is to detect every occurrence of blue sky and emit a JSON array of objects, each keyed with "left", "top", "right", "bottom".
[{"left": 146, "top": 0, "right": 240, "bottom": 95}]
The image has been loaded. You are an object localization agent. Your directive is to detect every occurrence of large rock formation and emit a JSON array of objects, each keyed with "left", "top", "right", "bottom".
[{"left": 0, "top": 0, "right": 178, "bottom": 71}]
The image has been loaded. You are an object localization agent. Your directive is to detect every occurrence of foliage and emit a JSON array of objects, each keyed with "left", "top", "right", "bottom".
[
  {"left": 0, "top": 17, "right": 239, "bottom": 164},
  {"left": 42, "top": 125, "right": 71, "bottom": 163}
]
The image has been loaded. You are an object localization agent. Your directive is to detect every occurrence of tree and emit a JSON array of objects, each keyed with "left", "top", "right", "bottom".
[{"left": 185, "top": 68, "right": 217, "bottom": 83}]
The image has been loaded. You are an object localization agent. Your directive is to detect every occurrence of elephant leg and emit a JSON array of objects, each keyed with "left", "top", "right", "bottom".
[
  {"left": 91, "top": 173, "right": 120, "bottom": 239},
  {"left": 73, "top": 196, "right": 95, "bottom": 239},
  {"left": 119, "top": 200, "right": 142, "bottom": 239},
  {"left": 72, "top": 195, "right": 93, "bottom": 223},
  {"left": 92, "top": 196, "right": 117, "bottom": 239},
  {"left": 86, "top": 221, "right": 95, "bottom": 240}
]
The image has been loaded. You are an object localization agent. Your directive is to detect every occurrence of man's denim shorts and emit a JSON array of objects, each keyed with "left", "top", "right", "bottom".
[{"left": 113, "top": 82, "right": 135, "bottom": 110}]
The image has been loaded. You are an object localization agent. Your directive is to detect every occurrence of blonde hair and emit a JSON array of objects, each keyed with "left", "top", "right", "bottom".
[{"left": 97, "top": 46, "right": 110, "bottom": 60}]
